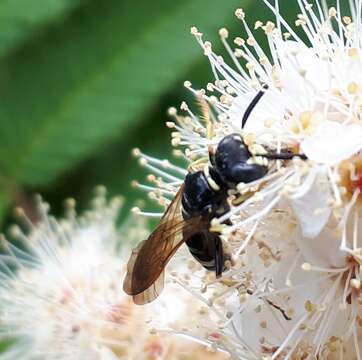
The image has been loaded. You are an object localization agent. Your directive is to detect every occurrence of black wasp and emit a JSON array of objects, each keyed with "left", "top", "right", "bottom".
[{"left": 123, "top": 85, "right": 306, "bottom": 304}]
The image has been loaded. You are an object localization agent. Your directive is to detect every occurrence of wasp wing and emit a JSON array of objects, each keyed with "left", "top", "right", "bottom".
[
  {"left": 123, "top": 185, "right": 207, "bottom": 305},
  {"left": 123, "top": 239, "right": 166, "bottom": 305}
]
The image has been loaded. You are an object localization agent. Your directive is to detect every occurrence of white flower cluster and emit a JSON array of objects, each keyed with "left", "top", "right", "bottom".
[
  {"left": 0, "top": 188, "right": 227, "bottom": 360},
  {"left": 133, "top": 1, "right": 362, "bottom": 358},
  {"left": 1, "top": 1, "right": 362, "bottom": 359}
]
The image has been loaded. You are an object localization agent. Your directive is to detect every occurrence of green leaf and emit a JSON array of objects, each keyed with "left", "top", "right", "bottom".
[
  {"left": 0, "top": 183, "right": 12, "bottom": 227},
  {"left": 0, "top": 0, "right": 243, "bottom": 187},
  {"left": 0, "top": 0, "right": 86, "bottom": 56},
  {"left": 0, "top": 338, "right": 16, "bottom": 353}
]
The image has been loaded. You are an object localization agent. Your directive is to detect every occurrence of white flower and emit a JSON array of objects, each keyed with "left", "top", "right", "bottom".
[
  {"left": 0, "top": 188, "right": 228, "bottom": 360},
  {"left": 132, "top": 1, "right": 362, "bottom": 358}
]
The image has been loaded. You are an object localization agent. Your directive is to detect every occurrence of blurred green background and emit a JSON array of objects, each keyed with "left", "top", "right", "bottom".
[{"left": 0, "top": 0, "right": 307, "bottom": 226}]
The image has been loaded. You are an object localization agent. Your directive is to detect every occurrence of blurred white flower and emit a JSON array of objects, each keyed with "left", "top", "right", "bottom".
[
  {"left": 0, "top": 188, "right": 228, "bottom": 360},
  {"left": 132, "top": 1, "right": 362, "bottom": 358}
]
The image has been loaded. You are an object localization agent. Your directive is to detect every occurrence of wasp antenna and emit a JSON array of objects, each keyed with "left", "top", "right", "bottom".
[
  {"left": 241, "top": 84, "right": 269, "bottom": 129},
  {"left": 262, "top": 152, "right": 308, "bottom": 160}
]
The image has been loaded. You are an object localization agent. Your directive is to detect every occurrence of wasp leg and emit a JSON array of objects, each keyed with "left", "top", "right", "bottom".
[{"left": 214, "top": 236, "right": 224, "bottom": 278}]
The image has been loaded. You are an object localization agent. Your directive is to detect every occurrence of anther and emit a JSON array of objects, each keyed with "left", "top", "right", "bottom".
[
  {"left": 235, "top": 8, "right": 245, "bottom": 19},
  {"left": 350, "top": 278, "right": 361, "bottom": 290},
  {"left": 167, "top": 107, "right": 177, "bottom": 116},
  {"left": 219, "top": 28, "right": 229, "bottom": 39},
  {"left": 132, "top": 148, "right": 141, "bottom": 157},
  {"left": 166, "top": 121, "right": 175, "bottom": 128},
  {"left": 302, "top": 262, "right": 312, "bottom": 271},
  {"left": 131, "top": 207, "right": 141, "bottom": 215},
  {"left": 64, "top": 198, "right": 76, "bottom": 209}
]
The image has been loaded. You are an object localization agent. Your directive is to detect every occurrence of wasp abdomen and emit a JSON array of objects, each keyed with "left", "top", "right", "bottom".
[
  {"left": 182, "top": 171, "right": 229, "bottom": 276},
  {"left": 185, "top": 231, "right": 219, "bottom": 270},
  {"left": 185, "top": 231, "right": 224, "bottom": 276}
]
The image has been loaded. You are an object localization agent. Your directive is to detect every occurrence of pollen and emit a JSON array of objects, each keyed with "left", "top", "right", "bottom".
[
  {"left": 343, "top": 16, "right": 352, "bottom": 25},
  {"left": 339, "top": 154, "right": 362, "bottom": 200},
  {"left": 348, "top": 47, "right": 359, "bottom": 60},
  {"left": 290, "top": 111, "right": 321, "bottom": 134},
  {"left": 300, "top": 111, "right": 312, "bottom": 128},
  {"left": 304, "top": 300, "right": 315, "bottom": 312},
  {"left": 347, "top": 81, "right": 359, "bottom": 94}
]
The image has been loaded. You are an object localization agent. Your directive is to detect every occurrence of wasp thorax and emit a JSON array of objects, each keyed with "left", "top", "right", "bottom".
[{"left": 182, "top": 171, "right": 227, "bottom": 219}]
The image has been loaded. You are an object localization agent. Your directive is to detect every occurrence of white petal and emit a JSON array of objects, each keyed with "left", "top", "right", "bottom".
[
  {"left": 301, "top": 121, "right": 362, "bottom": 165},
  {"left": 294, "top": 224, "right": 346, "bottom": 268},
  {"left": 98, "top": 347, "right": 120, "bottom": 360},
  {"left": 291, "top": 170, "right": 331, "bottom": 238},
  {"left": 277, "top": 40, "right": 330, "bottom": 106}
]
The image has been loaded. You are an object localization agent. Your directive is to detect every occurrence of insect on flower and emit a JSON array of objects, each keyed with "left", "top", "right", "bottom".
[{"left": 123, "top": 86, "right": 307, "bottom": 305}]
